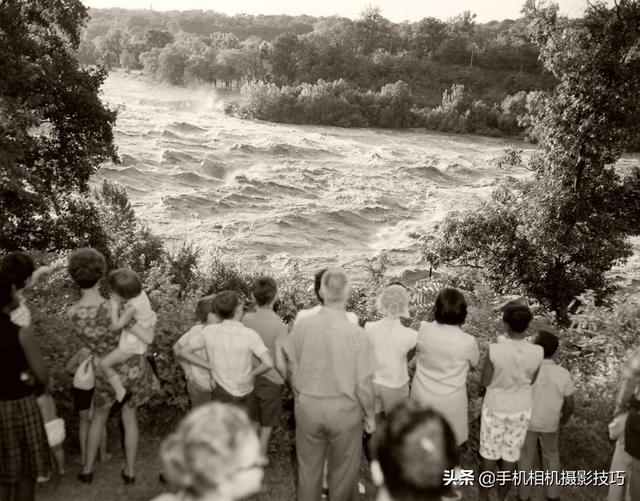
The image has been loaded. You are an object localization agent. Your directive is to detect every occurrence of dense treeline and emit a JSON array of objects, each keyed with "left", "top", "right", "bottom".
[{"left": 79, "top": 6, "right": 555, "bottom": 109}]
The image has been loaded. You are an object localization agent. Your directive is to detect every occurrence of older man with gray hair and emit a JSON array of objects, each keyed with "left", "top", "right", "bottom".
[{"left": 282, "top": 268, "right": 376, "bottom": 501}]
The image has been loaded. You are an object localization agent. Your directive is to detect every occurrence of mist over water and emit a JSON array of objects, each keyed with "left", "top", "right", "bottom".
[{"left": 97, "top": 71, "right": 536, "bottom": 277}]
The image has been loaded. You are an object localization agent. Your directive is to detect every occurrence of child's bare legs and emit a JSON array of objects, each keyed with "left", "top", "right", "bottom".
[
  {"left": 99, "top": 424, "right": 110, "bottom": 461},
  {"left": 51, "top": 445, "right": 65, "bottom": 475},
  {"left": 478, "top": 457, "right": 497, "bottom": 501},
  {"left": 78, "top": 410, "right": 90, "bottom": 466},
  {"left": 100, "top": 348, "right": 132, "bottom": 402}
]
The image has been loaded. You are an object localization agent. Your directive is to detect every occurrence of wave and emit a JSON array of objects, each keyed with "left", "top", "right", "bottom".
[
  {"left": 395, "top": 165, "right": 456, "bottom": 184},
  {"left": 169, "top": 122, "right": 206, "bottom": 134},
  {"left": 161, "top": 150, "right": 198, "bottom": 164}
]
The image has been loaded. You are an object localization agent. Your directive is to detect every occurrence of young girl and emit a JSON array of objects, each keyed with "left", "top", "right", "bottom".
[
  {"left": 174, "top": 295, "right": 218, "bottom": 408},
  {"left": 153, "top": 402, "right": 265, "bottom": 501},
  {"left": 99, "top": 268, "right": 156, "bottom": 407},
  {"left": 478, "top": 300, "right": 543, "bottom": 501}
]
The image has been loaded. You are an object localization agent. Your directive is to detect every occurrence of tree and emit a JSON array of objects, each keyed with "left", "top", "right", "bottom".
[
  {"left": 409, "top": 17, "right": 448, "bottom": 58},
  {"left": 0, "top": 0, "right": 117, "bottom": 250},
  {"left": 424, "top": 1, "right": 640, "bottom": 318},
  {"left": 269, "top": 32, "right": 300, "bottom": 84},
  {"left": 157, "top": 44, "right": 188, "bottom": 85},
  {"left": 145, "top": 29, "right": 173, "bottom": 50}
]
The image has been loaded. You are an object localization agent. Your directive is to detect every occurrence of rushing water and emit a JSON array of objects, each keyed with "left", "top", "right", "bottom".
[{"left": 96, "top": 71, "right": 540, "bottom": 278}]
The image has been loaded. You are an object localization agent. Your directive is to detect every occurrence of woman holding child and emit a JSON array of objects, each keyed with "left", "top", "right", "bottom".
[{"left": 68, "top": 248, "right": 158, "bottom": 484}]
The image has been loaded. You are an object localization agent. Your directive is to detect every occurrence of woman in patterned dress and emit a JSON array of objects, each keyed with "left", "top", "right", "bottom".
[{"left": 67, "top": 248, "right": 158, "bottom": 484}]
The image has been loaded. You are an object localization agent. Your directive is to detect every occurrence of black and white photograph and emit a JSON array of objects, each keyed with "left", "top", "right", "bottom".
[{"left": 1, "top": 0, "right": 640, "bottom": 500}]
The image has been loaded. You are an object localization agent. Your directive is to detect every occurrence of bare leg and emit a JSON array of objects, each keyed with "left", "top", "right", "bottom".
[
  {"left": 478, "top": 457, "right": 497, "bottom": 501},
  {"left": 82, "top": 406, "right": 109, "bottom": 475},
  {"left": 51, "top": 445, "right": 65, "bottom": 475},
  {"left": 99, "top": 424, "right": 110, "bottom": 461},
  {"left": 259, "top": 426, "right": 273, "bottom": 457},
  {"left": 121, "top": 404, "right": 138, "bottom": 478},
  {"left": 78, "top": 410, "right": 90, "bottom": 466},
  {"left": 100, "top": 349, "right": 132, "bottom": 402}
]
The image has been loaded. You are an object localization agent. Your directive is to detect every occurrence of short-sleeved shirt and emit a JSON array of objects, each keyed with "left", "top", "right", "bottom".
[
  {"left": 282, "top": 307, "right": 375, "bottom": 415},
  {"left": 412, "top": 322, "right": 480, "bottom": 398},
  {"left": 191, "top": 320, "right": 268, "bottom": 397},
  {"left": 485, "top": 338, "right": 544, "bottom": 414},
  {"left": 294, "top": 305, "right": 359, "bottom": 325},
  {"left": 365, "top": 318, "right": 417, "bottom": 388},
  {"left": 242, "top": 309, "right": 288, "bottom": 385},
  {"left": 174, "top": 324, "right": 212, "bottom": 389},
  {"left": 529, "top": 359, "right": 574, "bottom": 433}
]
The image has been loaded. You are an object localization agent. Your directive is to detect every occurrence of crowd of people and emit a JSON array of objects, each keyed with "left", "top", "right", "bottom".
[{"left": 0, "top": 247, "right": 638, "bottom": 501}]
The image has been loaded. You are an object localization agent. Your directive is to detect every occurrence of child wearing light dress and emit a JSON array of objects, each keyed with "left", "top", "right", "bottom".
[{"left": 99, "top": 269, "right": 157, "bottom": 407}]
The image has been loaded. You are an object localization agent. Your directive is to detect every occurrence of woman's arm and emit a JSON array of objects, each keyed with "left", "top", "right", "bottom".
[{"left": 19, "top": 326, "right": 48, "bottom": 385}]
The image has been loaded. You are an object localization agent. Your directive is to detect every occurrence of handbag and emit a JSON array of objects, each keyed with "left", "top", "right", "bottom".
[{"left": 73, "top": 355, "right": 95, "bottom": 390}]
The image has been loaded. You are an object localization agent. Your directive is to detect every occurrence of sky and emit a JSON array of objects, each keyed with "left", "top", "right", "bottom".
[{"left": 81, "top": 0, "right": 601, "bottom": 23}]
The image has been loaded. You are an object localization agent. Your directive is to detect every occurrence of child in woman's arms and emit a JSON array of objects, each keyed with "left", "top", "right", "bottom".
[{"left": 99, "top": 269, "right": 156, "bottom": 409}]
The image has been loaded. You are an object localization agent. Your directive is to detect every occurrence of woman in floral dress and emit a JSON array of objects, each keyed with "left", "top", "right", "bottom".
[{"left": 67, "top": 248, "right": 158, "bottom": 484}]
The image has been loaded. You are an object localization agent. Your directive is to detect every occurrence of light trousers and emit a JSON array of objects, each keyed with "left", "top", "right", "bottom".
[
  {"left": 295, "top": 394, "right": 362, "bottom": 501},
  {"left": 518, "top": 430, "right": 560, "bottom": 500}
]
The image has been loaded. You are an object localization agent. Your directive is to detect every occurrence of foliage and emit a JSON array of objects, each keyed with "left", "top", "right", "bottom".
[
  {"left": 423, "top": 1, "right": 640, "bottom": 318},
  {"left": 0, "top": 0, "right": 118, "bottom": 251}
]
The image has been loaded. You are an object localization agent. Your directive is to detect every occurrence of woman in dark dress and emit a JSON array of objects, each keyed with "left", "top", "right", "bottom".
[
  {"left": 0, "top": 273, "right": 51, "bottom": 501},
  {"left": 67, "top": 248, "right": 158, "bottom": 484}
]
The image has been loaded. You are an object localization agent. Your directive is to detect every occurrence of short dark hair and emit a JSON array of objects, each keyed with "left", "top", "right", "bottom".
[
  {"left": 68, "top": 248, "right": 107, "bottom": 289},
  {"left": 195, "top": 295, "right": 215, "bottom": 323},
  {"left": 108, "top": 268, "right": 142, "bottom": 300},
  {"left": 0, "top": 252, "right": 35, "bottom": 290},
  {"left": 252, "top": 276, "right": 278, "bottom": 306},
  {"left": 388, "top": 281, "right": 408, "bottom": 289},
  {"left": 0, "top": 273, "right": 15, "bottom": 309},
  {"left": 433, "top": 288, "right": 467, "bottom": 325},
  {"left": 502, "top": 300, "right": 533, "bottom": 333},
  {"left": 314, "top": 268, "right": 327, "bottom": 304},
  {"left": 374, "top": 402, "right": 458, "bottom": 501},
  {"left": 534, "top": 329, "right": 559, "bottom": 358},
  {"left": 212, "top": 290, "right": 240, "bottom": 320}
]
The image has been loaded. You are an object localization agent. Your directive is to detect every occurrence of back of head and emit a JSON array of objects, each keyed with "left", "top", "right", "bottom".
[
  {"left": 534, "top": 329, "right": 559, "bottom": 358},
  {"left": 68, "top": 248, "right": 107, "bottom": 289},
  {"left": 433, "top": 288, "right": 467, "bottom": 325},
  {"left": 108, "top": 268, "right": 142, "bottom": 300},
  {"left": 320, "top": 268, "right": 349, "bottom": 304},
  {"left": 314, "top": 268, "right": 327, "bottom": 304},
  {"left": 212, "top": 290, "right": 240, "bottom": 320},
  {"left": 502, "top": 300, "right": 533, "bottom": 334},
  {"left": 160, "top": 402, "right": 261, "bottom": 497},
  {"left": 195, "top": 295, "right": 216, "bottom": 323},
  {"left": 377, "top": 285, "right": 410, "bottom": 318},
  {"left": 374, "top": 402, "right": 458, "bottom": 501},
  {"left": 252, "top": 276, "right": 277, "bottom": 307},
  {"left": 0, "top": 252, "right": 35, "bottom": 290}
]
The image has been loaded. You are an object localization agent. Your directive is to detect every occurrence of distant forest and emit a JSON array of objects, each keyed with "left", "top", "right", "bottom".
[{"left": 79, "top": 7, "right": 555, "bottom": 109}]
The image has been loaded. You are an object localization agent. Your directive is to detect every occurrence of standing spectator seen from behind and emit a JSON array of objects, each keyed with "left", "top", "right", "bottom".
[
  {"left": 410, "top": 288, "right": 479, "bottom": 449},
  {"left": 0, "top": 273, "right": 51, "bottom": 501},
  {"left": 174, "top": 295, "right": 218, "bottom": 408},
  {"left": 518, "top": 330, "right": 574, "bottom": 501},
  {"left": 614, "top": 341, "right": 640, "bottom": 501},
  {"left": 176, "top": 291, "right": 273, "bottom": 420},
  {"left": 242, "top": 277, "right": 288, "bottom": 456},
  {"left": 365, "top": 285, "right": 417, "bottom": 419},
  {"left": 294, "top": 268, "right": 359, "bottom": 325},
  {"left": 282, "top": 268, "right": 375, "bottom": 501}
]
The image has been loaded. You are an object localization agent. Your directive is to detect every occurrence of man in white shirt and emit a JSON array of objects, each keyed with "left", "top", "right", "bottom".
[{"left": 177, "top": 290, "right": 274, "bottom": 420}]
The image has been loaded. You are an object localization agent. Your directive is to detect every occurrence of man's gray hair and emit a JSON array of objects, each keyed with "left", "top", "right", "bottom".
[{"left": 320, "top": 268, "right": 350, "bottom": 303}]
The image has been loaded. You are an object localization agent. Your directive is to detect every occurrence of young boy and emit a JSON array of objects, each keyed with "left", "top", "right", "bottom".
[
  {"left": 176, "top": 290, "right": 274, "bottom": 420},
  {"left": 173, "top": 295, "right": 218, "bottom": 408},
  {"left": 518, "top": 330, "right": 575, "bottom": 501},
  {"left": 242, "top": 277, "right": 289, "bottom": 456},
  {"left": 479, "top": 301, "right": 544, "bottom": 501}
]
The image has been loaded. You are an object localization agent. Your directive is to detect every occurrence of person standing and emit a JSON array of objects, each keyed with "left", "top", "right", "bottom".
[
  {"left": 242, "top": 277, "right": 288, "bottom": 456},
  {"left": 0, "top": 273, "right": 51, "bottom": 501},
  {"left": 282, "top": 268, "right": 375, "bottom": 501},
  {"left": 410, "top": 288, "right": 479, "bottom": 448}
]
